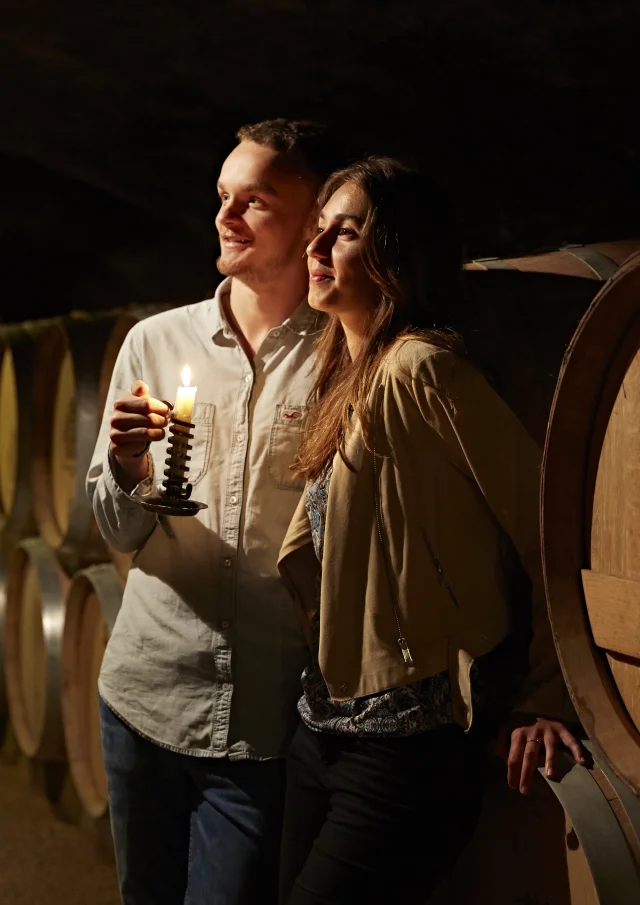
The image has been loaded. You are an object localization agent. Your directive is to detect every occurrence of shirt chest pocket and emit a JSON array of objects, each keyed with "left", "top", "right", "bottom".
[
  {"left": 169, "top": 401, "right": 214, "bottom": 489},
  {"left": 268, "top": 403, "right": 308, "bottom": 492}
]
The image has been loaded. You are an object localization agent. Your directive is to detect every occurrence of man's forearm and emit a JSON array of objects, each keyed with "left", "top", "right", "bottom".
[{"left": 88, "top": 450, "right": 157, "bottom": 554}]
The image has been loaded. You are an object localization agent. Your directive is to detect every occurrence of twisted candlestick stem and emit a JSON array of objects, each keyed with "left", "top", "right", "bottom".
[{"left": 163, "top": 417, "right": 194, "bottom": 499}]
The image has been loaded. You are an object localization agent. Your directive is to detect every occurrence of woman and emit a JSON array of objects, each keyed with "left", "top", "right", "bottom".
[{"left": 277, "top": 157, "right": 583, "bottom": 905}]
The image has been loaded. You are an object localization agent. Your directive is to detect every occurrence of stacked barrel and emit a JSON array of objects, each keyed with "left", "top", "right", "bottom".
[
  {"left": 0, "top": 306, "right": 163, "bottom": 822},
  {"left": 2, "top": 244, "right": 640, "bottom": 902}
]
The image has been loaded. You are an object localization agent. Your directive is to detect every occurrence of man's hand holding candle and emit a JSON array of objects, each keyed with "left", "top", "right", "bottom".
[{"left": 109, "top": 379, "right": 170, "bottom": 485}]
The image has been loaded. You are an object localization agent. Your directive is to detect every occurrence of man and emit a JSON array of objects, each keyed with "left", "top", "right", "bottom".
[{"left": 87, "top": 119, "right": 343, "bottom": 905}]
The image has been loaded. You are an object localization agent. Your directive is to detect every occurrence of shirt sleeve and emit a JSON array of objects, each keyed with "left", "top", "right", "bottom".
[
  {"left": 410, "top": 351, "right": 577, "bottom": 724},
  {"left": 85, "top": 326, "right": 158, "bottom": 554}
]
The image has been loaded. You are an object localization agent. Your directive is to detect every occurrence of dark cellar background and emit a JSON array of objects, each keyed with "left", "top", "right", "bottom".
[{"left": 1, "top": 0, "right": 639, "bottom": 322}]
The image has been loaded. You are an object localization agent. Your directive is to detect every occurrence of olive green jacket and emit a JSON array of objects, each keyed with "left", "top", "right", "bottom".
[{"left": 278, "top": 340, "right": 576, "bottom": 730}]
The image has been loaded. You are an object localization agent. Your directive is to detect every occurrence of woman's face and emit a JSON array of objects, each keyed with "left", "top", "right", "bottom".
[{"left": 306, "top": 182, "right": 379, "bottom": 320}]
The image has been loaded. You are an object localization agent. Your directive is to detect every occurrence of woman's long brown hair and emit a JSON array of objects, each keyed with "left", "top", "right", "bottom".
[{"left": 295, "top": 156, "right": 464, "bottom": 481}]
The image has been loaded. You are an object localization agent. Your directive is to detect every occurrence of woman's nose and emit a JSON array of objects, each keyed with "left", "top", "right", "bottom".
[{"left": 307, "top": 231, "right": 331, "bottom": 260}]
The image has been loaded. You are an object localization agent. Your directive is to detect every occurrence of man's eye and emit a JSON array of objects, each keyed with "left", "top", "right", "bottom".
[
  {"left": 249, "top": 197, "right": 264, "bottom": 206},
  {"left": 316, "top": 226, "right": 325, "bottom": 234},
  {"left": 219, "top": 193, "right": 230, "bottom": 202}
]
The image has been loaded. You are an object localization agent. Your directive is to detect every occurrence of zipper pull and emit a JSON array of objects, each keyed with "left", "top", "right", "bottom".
[{"left": 398, "top": 636, "right": 414, "bottom": 666}]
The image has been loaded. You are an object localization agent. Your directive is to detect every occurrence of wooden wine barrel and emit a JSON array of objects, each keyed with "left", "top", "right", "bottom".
[
  {"left": 542, "top": 251, "right": 640, "bottom": 795},
  {"left": 0, "top": 339, "right": 18, "bottom": 537},
  {"left": 466, "top": 240, "right": 640, "bottom": 279},
  {"left": 61, "top": 563, "right": 122, "bottom": 817},
  {"left": 460, "top": 270, "right": 595, "bottom": 446},
  {"left": 31, "top": 308, "right": 158, "bottom": 575},
  {"left": 3, "top": 538, "right": 69, "bottom": 760},
  {"left": 108, "top": 548, "right": 134, "bottom": 586},
  {"left": 460, "top": 240, "right": 640, "bottom": 447},
  {"left": 428, "top": 750, "right": 640, "bottom": 905},
  {"left": 0, "top": 321, "right": 54, "bottom": 546},
  {"left": 0, "top": 555, "right": 8, "bottom": 719}
]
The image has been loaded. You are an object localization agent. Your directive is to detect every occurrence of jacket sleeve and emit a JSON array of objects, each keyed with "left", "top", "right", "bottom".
[
  {"left": 411, "top": 351, "right": 577, "bottom": 724},
  {"left": 277, "top": 492, "right": 319, "bottom": 648},
  {"left": 86, "top": 326, "right": 158, "bottom": 554}
]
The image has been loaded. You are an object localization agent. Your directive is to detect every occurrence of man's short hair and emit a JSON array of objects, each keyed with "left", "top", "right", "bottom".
[{"left": 236, "top": 118, "right": 344, "bottom": 186}]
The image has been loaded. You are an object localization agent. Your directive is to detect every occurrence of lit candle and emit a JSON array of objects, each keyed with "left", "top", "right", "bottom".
[{"left": 173, "top": 365, "right": 197, "bottom": 423}]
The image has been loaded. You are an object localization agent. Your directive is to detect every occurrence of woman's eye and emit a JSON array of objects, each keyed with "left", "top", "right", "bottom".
[
  {"left": 338, "top": 227, "right": 356, "bottom": 237},
  {"left": 316, "top": 226, "right": 325, "bottom": 235},
  {"left": 249, "top": 197, "right": 264, "bottom": 206}
]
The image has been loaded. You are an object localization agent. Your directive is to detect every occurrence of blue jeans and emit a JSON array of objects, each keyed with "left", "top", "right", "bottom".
[{"left": 99, "top": 697, "right": 286, "bottom": 905}]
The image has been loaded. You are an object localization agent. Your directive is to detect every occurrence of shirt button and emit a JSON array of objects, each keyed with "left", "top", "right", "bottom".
[
  {"left": 272, "top": 329, "right": 281, "bottom": 338},
  {"left": 223, "top": 558, "right": 232, "bottom": 568},
  {"left": 340, "top": 684, "right": 348, "bottom": 693},
  {"left": 244, "top": 374, "right": 251, "bottom": 383},
  {"left": 230, "top": 495, "right": 238, "bottom": 505},
  {"left": 221, "top": 620, "right": 231, "bottom": 630}
]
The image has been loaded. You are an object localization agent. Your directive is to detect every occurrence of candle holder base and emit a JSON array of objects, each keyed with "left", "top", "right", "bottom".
[{"left": 131, "top": 490, "right": 208, "bottom": 517}]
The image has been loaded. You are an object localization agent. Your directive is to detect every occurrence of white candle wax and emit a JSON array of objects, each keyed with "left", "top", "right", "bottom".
[{"left": 173, "top": 366, "right": 197, "bottom": 423}]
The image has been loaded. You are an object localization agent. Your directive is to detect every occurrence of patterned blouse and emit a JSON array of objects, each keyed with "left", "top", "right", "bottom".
[{"left": 298, "top": 461, "right": 527, "bottom": 737}]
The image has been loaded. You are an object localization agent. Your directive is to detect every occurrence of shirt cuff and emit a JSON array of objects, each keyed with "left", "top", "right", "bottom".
[{"left": 107, "top": 448, "right": 156, "bottom": 500}]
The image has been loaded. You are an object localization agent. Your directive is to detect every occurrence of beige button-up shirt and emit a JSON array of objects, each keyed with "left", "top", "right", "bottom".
[{"left": 87, "top": 278, "right": 324, "bottom": 759}]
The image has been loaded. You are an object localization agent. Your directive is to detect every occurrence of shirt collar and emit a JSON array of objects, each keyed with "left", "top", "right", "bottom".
[
  {"left": 283, "top": 297, "right": 326, "bottom": 336},
  {"left": 206, "top": 277, "right": 325, "bottom": 342},
  {"left": 205, "top": 277, "right": 231, "bottom": 340}
]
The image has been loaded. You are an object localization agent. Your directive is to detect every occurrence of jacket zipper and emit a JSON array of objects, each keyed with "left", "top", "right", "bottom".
[
  {"left": 420, "top": 529, "right": 460, "bottom": 608},
  {"left": 373, "top": 385, "right": 414, "bottom": 667}
]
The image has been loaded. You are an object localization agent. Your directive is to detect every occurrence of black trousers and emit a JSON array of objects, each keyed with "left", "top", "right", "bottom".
[{"left": 279, "top": 721, "right": 487, "bottom": 905}]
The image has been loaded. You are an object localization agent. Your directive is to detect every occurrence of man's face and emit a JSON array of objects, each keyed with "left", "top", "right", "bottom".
[{"left": 216, "top": 141, "right": 316, "bottom": 283}]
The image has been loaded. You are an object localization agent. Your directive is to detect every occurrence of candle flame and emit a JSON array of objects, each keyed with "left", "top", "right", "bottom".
[{"left": 182, "top": 365, "right": 191, "bottom": 387}]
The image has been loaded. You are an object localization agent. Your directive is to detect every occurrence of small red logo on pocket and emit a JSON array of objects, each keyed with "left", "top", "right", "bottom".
[{"left": 282, "top": 409, "right": 301, "bottom": 421}]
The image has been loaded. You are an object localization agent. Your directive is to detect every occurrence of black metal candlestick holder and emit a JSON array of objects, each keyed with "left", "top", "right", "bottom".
[{"left": 132, "top": 415, "right": 208, "bottom": 516}]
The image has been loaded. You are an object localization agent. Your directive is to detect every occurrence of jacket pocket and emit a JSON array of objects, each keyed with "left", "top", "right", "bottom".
[
  {"left": 421, "top": 528, "right": 461, "bottom": 609},
  {"left": 268, "top": 404, "right": 308, "bottom": 491}
]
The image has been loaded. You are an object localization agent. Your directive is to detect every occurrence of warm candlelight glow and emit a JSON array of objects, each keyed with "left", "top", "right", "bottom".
[{"left": 173, "top": 365, "right": 197, "bottom": 423}]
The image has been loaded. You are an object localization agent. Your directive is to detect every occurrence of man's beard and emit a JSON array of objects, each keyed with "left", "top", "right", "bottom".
[{"left": 216, "top": 243, "right": 301, "bottom": 283}]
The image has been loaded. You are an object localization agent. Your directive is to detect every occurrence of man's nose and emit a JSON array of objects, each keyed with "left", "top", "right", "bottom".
[{"left": 217, "top": 199, "right": 242, "bottom": 227}]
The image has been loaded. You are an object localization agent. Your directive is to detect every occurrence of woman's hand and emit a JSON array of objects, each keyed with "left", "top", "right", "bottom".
[{"left": 497, "top": 714, "right": 586, "bottom": 795}]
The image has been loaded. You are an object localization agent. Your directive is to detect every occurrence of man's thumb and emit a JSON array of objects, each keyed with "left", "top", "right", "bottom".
[{"left": 131, "top": 379, "right": 149, "bottom": 397}]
